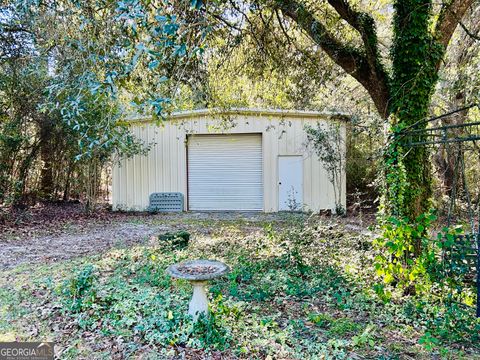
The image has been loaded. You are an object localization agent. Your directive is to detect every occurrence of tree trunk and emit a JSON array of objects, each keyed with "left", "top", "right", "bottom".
[
  {"left": 384, "top": 0, "right": 444, "bottom": 225},
  {"left": 434, "top": 142, "right": 457, "bottom": 195},
  {"left": 274, "top": 0, "right": 473, "bottom": 225},
  {"left": 13, "top": 142, "right": 41, "bottom": 209},
  {"left": 63, "top": 160, "right": 75, "bottom": 201},
  {"left": 435, "top": 8, "right": 479, "bottom": 198},
  {"left": 39, "top": 119, "right": 55, "bottom": 200},
  {"left": 84, "top": 158, "right": 99, "bottom": 213}
]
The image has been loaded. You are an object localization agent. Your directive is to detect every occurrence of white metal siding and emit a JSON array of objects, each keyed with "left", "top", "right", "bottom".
[
  {"left": 187, "top": 134, "right": 263, "bottom": 210},
  {"left": 112, "top": 110, "right": 346, "bottom": 212}
]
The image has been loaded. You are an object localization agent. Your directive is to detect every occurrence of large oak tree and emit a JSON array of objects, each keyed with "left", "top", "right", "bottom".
[{"left": 209, "top": 0, "right": 476, "bottom": 223}]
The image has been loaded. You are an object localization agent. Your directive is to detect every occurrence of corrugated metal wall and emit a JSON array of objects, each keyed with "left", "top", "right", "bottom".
[{"left": 112, "top": 111, "right": 346, "bottom": 212}]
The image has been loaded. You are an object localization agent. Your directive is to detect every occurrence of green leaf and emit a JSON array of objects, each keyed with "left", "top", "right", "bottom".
[
  {"left": 190, "top": 0, "right": 203, "bottom": 9},
  {"left": 148, "top": 60, "right": 159, "bottom": 70}
]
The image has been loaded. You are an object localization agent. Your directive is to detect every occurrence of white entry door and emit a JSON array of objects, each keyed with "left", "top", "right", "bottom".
[
  {"left": 278, "top": 156, "right": 303, "bottom": 211},
  {"left": 188, "top": 134, "right": 263, "bottom": 211}
]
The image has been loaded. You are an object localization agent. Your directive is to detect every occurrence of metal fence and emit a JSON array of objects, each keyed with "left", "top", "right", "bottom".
[{"left": 397, "top": 104, "right": 480, "bottom": 317}]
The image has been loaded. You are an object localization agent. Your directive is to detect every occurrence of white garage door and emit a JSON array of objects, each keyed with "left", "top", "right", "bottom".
[{"left": 188, "top": 134, "right": 263, "bottom": 210}]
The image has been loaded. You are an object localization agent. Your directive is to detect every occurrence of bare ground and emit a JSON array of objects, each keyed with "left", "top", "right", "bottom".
[
  {"left": 0, "top": 206, "right": 271, "bottom": 270},
  {"left": 0, "top": 222, "right": 170, "bottom": 270},
  {"left": 0, "top": 202, "right": 374, "bottom": 270}
]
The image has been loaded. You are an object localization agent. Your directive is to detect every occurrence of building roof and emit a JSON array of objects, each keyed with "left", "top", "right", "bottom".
[{"left": 128, "top": 107, "right": 349, "bottom": 122}]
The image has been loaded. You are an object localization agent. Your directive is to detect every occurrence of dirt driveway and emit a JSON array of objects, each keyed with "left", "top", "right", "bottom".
[
  {"left": 0, "top": 222, "right": 171, "bottom": 270},
  {"left": 0, "top": 205, "right": 295, "bottom": 270}
]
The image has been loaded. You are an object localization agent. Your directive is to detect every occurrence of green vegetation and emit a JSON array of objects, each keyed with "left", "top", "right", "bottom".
[
  {"left": 2, "top": 0, "right": 480, "bottom": 222},
  {"left": 1, "top": 217, "right": 478, "bottom": 358},
  {"left": 1, "top": 0, "right": 480, "bottom": 357},
  {"left": 0, "top": 0, "right": 202, "bottom": 209},
  {"left": 305, "top": 122, "right": 346, "bottom": 215},
  {"left": 158, "top": 230, "right": 191, "bottom": 250}
]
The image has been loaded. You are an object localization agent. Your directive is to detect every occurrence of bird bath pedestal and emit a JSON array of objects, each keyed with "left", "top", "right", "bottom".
[{"left": 167, "top": 260, "right": 229, "bottom": 321}]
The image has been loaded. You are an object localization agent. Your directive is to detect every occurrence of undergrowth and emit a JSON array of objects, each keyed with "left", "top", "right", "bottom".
[{"left": 1, "top": 215, "right": 479, "bottom": 359}]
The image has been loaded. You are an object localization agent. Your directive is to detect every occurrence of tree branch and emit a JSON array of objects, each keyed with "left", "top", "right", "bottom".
[
  {"left": 326, "top": 1, "right": 382, "bottom": 69},
  {"left": 0, "top": 24, "right": 34, "bottom": 35},
  {"left": 275, "top": 0, "right": 391, "bottom": 117},
  {"left": 276, "top": 0, "right": 362, "bottom": 74},
  {"left": 275, "top": 9, "right": 292, "bottom": 45},
  {"left": 435, "top": 0, "right": 475, "bottom": 50},
  {"left": 459, "top": 21, "right": 480, "bottom": 41}
]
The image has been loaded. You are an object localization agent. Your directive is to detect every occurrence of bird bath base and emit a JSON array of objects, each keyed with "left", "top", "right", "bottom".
[
  {"left": 189, "top": 281, "right": 208, "bottom": 318},
  {"left": 167, "top": 260, "right": 229, "bottom": 321}
]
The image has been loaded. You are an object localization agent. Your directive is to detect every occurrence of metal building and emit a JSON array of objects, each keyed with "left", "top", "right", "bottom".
[{"left": 112, "top": 108, "right": 346, "bottom": 212}]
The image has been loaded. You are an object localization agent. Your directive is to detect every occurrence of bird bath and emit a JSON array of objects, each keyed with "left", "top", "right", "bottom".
[{"left": 167, "top": 260, "right": 229, "bottom": 321}]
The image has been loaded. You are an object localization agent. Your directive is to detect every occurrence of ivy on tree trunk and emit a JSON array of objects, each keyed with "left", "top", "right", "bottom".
[
  {"left": 270, "top": 0, "right": 474, "bottom": 225},
  {"left": 385, "top": 0, "right": 443, "bottom": 220}
]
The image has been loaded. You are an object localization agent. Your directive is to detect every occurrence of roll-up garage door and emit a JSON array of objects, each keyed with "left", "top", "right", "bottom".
[{"left": 188, "top": 134, "right": 263, "bottom": 210}]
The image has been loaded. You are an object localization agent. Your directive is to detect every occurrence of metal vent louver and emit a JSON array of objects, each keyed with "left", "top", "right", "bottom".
[{"left": 149, "top": 192, "right": 184, "bottom": 212}]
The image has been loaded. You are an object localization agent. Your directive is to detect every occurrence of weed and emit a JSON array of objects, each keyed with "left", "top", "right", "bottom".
[
  {"left": 3, "top": 216, "right": 480, "bottom": 358},
  {"left": 352, "top": 324, "right": 376, "bottom": 348},
  {"left": 308, "top": 313, "right": 334, "bottom": 328},
  {"left": 418, "top": 332, "right": 440, "bottom": 351},
  {"left": 158, "top": 230, "right": 190, "bottom": 250},
  {"left": 61, "top": 264, "right": 98, "bottom": 312},
  {"left": 328, "top": 318, "right": 361, "bottom": 336}
]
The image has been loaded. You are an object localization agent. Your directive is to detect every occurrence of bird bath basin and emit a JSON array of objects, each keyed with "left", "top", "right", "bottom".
[{"left": 167, "top": 260, "right": 229, "bottom": 321}]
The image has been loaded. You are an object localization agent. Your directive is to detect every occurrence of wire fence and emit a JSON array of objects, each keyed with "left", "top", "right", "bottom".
[{"left": 397, "top": 104, "right": 480, "bottom": 317}]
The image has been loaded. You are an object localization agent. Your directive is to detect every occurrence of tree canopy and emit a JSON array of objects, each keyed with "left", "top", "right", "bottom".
[{"left": 1, "top": 0, "right": 480, "bottom": 221}]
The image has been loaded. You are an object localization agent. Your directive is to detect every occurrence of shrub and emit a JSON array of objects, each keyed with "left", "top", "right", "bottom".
[
  {"left": 61, "top": 264, "right": 98, "bottom": 312},
  {"left": 158, "top": 230, "right": 190, "bottom": 249}
]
